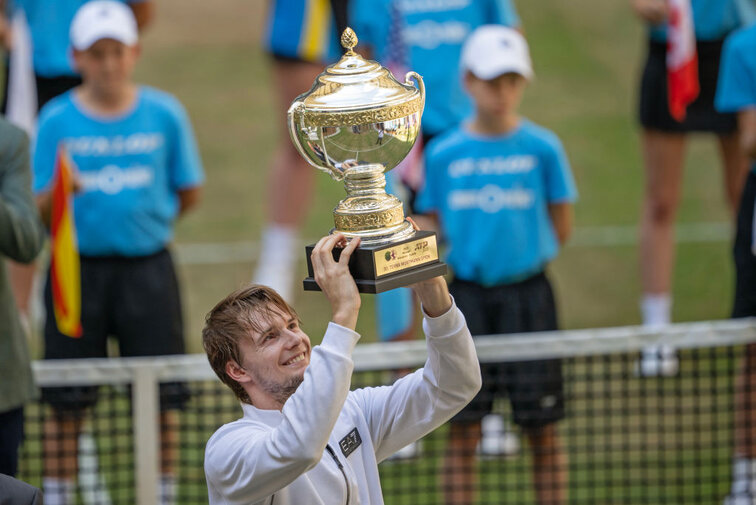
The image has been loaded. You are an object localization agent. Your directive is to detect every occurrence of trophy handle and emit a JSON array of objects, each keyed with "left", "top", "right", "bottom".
[
  {"left": 287, "top": 101, "right": 345, "bottom": 181},
  {"left": 404, "top": 71, "right": 425, "bottom": 108}
]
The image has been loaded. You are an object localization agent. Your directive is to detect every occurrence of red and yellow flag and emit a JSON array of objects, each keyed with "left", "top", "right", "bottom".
[
  {"left": 50, "top": 145, "right": 82, "bottom": 338},
  {"left": 667, "top": 0, "right": 700, "bottom": 122}
]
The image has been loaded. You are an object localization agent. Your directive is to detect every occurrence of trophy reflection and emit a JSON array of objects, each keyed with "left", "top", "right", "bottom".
[{"left": 288, "top": 28, "right": 446, "bottom": 293}]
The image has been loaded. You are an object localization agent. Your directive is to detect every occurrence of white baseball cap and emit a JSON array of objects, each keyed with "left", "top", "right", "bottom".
[
  {"left": 70, "top": 1, "right": 138, "bottom": 51},
  {"left": 461, "top": 25, "right": 534, "bottom": 80}
]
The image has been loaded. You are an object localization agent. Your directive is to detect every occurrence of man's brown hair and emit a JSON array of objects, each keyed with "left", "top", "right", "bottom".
[{"left": 202, "top": 285, "right": 298, "bottom": 404}]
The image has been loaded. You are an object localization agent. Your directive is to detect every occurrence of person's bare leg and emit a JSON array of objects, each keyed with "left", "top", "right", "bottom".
[
  {"left": 725, "top": 345, "right": 756, "bottom": 501},
  {"left": 526, "top": 423, "right": 567, "bottom": 505},
  {"left": 637, "top": 129, "right": 686, "bottom": 375},
  {"left": 266, "top": 60, "right": 320, "bottom": 227},
  {"left": 43, "top": 414, "right": 83, "bottom": 505},
  {"left": 253, "top": 59, "right": 322, "bottom": 300},
  {"left": 717, "top": 133, "right": 749, "bottom": 216},
  {"left": 443, "top": 421, "right": 481, "bottom": 505},
  {"left": 735, "top": 345, "right": 756, "bottom": 459},
  {"left": 639, "top": 129, "right": 686, "bottom": 300},
  {"left": 159, "top": 411, "right": 179, "bottom": 505}
]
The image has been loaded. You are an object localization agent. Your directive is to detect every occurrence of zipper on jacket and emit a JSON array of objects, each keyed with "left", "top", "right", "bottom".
[{"left": 326, "top": 444, "right": 350, "bottom": 505}]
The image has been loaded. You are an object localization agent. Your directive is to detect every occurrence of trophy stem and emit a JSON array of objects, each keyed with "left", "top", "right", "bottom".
[
  {"left": 333, "top": 163, "right": 415, "bottom": 246},
  {"left": 343, "top": 164, "right": 387, "bottom": 197}
]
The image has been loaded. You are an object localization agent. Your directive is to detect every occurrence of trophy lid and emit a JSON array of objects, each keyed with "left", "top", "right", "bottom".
[{"left": 293, "top": 28, "right": 424, "bottom": 126}]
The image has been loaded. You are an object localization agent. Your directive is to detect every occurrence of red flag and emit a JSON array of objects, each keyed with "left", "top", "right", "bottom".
[
  {"left": 50, "top": 145, "right": 82, "bottom": 338},
  {"left": 667, "top": 0, "right": 699, "bottom": 122}
]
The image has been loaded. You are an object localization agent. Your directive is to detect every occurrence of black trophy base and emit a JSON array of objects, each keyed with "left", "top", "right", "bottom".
[{"left": 303, "top": 230, "right": 447, "bottom": 294}]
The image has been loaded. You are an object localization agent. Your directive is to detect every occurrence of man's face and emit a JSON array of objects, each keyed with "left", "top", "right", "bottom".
[
  {"left": 466, "top": 72, "right": 527, "bottom": 118},
  {"left": 234, "top": 306, "right": 312, "bottom": 408},
  {"left": 73, "top": 38, "right": 139, "bottom": 95}
]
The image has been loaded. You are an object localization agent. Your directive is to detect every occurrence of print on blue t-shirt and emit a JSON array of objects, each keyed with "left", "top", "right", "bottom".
[
  {"left": 416, "top": 120, "right": 577, "bottom": 286},
  {"left": 33, "top": 86, "right": 205, "bottom": 257},
  {"left": 351, "top": 0, "right": 521, "bottom": 137},
  {"left": 716, "top": 23, "right": 756, "bottom": 173}
]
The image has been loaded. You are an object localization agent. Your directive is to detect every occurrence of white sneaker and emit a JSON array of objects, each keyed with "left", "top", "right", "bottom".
[
  {"left": 477, "top": 414, "right": 520, "bottom": 458},
  {"left": 723, "top": 492, "right": 756, "bottom": 505},
  {"left": 635, "top": 345, "right": 679, "bottom": 377}
]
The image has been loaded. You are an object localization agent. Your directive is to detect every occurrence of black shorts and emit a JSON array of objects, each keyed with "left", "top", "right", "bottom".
[
  {"left": 639, "top": 39, "right": 737, "bottom": 134},
  {"left": 733, "top": 171, "right": 756, "bottom": 318},
  {"left": 41, "top": 249, "right": 189, "bottom": 414},
  {"left": 449, "top": 273, "right": 565, "bottom": 428},
  {"left": 267, "top": 0, "right": 349, "bottom": 64},
  {"left": 0, "top": 68, "right": 82, "bottom": 114},
  {"left": 0, "top": 407, "right": 24, "bottom": 477}
]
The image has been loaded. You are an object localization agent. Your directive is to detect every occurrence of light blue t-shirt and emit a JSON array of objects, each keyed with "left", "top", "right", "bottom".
[
  {"left": 716, "top": 24, "right": 756, "bottom": 173},
  {"left": 351, "top": 0, "right": 520, "bottom": 137},
  {"left": 11, "top": 0, "right": 145, "bottom": 77},
  {"left": 264, "top": 0, "right": 342, "bottom": 63},
  {"left": 416, "top": 120, "right": 577, "bottom": 286},
  {"left": 33, "top": 86, "right": 205, "bottom": 256},
  {"left": 649, "top": 0, "right": 756, "bottom": 42}
]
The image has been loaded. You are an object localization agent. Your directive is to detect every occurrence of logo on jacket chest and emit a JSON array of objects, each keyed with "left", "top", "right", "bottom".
[{"left": 339, "top": 428, "right": 362, "bottom": 458}]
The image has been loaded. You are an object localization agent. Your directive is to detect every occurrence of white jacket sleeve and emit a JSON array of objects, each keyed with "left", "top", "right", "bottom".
[
  {"left": 204, "top": 322, "right": 360, "bottom": 504},
  {"left": 351, "top": 299, "right": 482, "bottom": 462}
]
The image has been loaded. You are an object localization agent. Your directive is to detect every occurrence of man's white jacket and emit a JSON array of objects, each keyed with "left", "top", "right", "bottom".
[{"left": 204, "top": 301, "right": 481, "bottom": 505}]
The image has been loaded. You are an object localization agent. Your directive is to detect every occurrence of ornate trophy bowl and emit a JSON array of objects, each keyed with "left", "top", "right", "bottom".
[{"left": 289, "top": 28, "right": 447, "bottom": 293}]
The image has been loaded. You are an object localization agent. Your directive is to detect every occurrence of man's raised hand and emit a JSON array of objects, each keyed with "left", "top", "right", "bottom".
[{"left": 310, "top": 233, "right": 361, "bottom": 330}]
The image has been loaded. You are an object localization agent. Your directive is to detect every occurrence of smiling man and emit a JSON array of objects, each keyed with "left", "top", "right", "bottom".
[{"left": 202, "top": 232, "right": 481, "bottom": 505}]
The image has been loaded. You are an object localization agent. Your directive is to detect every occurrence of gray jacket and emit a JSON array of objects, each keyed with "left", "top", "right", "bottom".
[
  {"left": 0, "top": 117, "right": 45, "bottom": 413},
  {"left": 0, "top": 474, "right": 43, "bottom": 504}
]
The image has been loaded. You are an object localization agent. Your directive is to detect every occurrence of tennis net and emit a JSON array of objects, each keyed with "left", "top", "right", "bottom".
[{"left": 18, "top": 317, "right": 756, "bottom": 504}]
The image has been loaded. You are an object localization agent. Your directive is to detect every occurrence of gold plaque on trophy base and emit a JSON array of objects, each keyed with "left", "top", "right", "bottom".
[{"left": 303, "top": 231, "right": 447, "bottom": 294}]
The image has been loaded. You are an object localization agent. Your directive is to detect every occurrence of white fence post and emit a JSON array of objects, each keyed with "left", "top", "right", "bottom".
[{"left": 132, "top": 364, "right": 160, "bottom": 505}]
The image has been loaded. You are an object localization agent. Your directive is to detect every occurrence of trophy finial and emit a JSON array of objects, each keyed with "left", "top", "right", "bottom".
[{"left": 341, "top": 27, "right": 358, "bottom": 55}]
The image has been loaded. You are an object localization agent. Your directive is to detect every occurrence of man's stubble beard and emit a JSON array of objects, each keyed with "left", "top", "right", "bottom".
[{"left": 253, "top": 369, "right": 304, "bottom": 406}]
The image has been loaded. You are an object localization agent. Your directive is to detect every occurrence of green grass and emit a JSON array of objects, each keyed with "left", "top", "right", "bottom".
[{"left": 2, "top": 0, "right": 737, "bottom": 350}]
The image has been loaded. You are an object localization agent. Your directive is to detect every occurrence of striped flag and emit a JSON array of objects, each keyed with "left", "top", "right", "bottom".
[
  {"left": 50, "top": 145, "right": 82, "bottom": 338},
  {"left": 666, "top": 0, "right": 699, "bottom": 122}
]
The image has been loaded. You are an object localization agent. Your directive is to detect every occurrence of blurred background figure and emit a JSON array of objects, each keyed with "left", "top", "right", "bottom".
[
  {"left": 715, "top": 20, "right": 756, "bottom": 505},
  {"left": 30, "top": 3, "right": 202, "bottom": 504},
  {"left": 416, "top": 26, "right": 577, "bottom": 505},
  {"left": 0, "top": 116, "right": 45, "bottom": 477},
  {"left": 632, "top": 0, "right": 754, "bottom": 376},
  {"left": 0, "top": 0, "right": 153, "bottom": 335},
  {"left": 251, "top": 0, "right": 348, "bottom": 302}
]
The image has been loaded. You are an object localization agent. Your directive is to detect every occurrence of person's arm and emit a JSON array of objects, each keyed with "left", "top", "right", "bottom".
[
  {"left": 0, "top": 124, "right": 45, "bottom": 263},
  {"left": 128, "top": 1, "right": 154, "bottom": 31},
  {"left": 739, "top": 109, "right": 756, "bottom": 160},
  {"left": 548, "top": 202, "right": 574, "bottom": 246},
  {"left": 205, "top": 234, "right": 362, "bottom": 504},
  {"left": 350, "top": 273, "right": 481, "bottom": 462},
  {"left": 177, "top": 186, "right": 201, "bottom": 217},
  {"left": 167, "top": 96, "right": 205, "bottom": 214},
  {"left": 630, "top": 0, "right": 668, "bottom": 24},
  {"left": 409, "top": 213, "right": 439, "bottom": 235}
]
